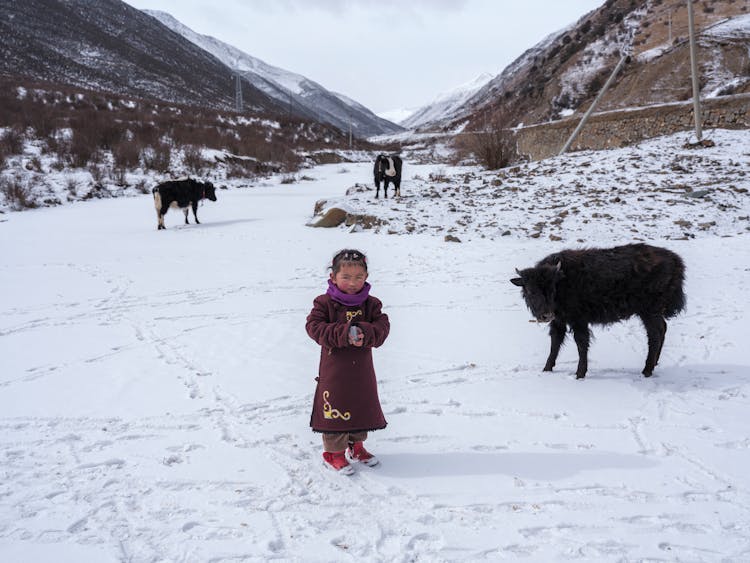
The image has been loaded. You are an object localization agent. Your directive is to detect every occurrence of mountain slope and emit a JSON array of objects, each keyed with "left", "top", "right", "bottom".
[
  {"left": 144, "top": 10, "right": 403, "bottom": 138},
  {"left": 421, "top": 0, "right": 749, "bottom": 132},
  {"left": 0, "top": 0, "right": 297, "bottom": 117},
  {"left": 400, "top": 73, "right": 493, "bottom": 130}
]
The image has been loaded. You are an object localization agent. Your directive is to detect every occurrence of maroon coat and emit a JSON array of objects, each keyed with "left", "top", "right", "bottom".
[{"left": 306, "top": 293, "right": 389, "bottom": 433}]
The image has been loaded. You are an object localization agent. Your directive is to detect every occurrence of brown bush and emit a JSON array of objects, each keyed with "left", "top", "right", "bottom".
[
  {"left": 182, "top": 145, "right": 207, "bottom": 175},
  {"left": 142, "top": 142, "right": 171, "bottom": 173},
  {"left": 112, "top": 140, "right": 141, "bottom": 169},
  {"left": 0, "top": 78, "right": 355, "bottom": 178},
  {"left": 1, "top": 176, "right": 36, "bottom": 209},
  {"left": 468, "top": 117, "right": 518, "bottom": 170},
  {"left": 1, "top": 127, "right": 25, "bottom": 154}
]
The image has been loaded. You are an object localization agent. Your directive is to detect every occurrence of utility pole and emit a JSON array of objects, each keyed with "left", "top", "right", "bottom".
[
  {"left": 668, "top": 10, "right": 672, "bottom": 43},
  {"left": 234, "top": 73, "right": 243, "bottom": 113},
  {"left": 559, "top": 53, "right": 628, "bottom": 155},
  {"left": 687, "top": 0, "right": 703, "bottom": 140}
]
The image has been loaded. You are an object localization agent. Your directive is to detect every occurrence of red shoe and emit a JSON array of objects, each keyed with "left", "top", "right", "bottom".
[
  {"left": 347, "top": 441, "right": 379, "bottom": 467},
  {"left": 323, "top": 451, "right": 354, "bottom": 475}
]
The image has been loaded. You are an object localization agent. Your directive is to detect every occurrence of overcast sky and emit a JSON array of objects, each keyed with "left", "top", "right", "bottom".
[{"left": 124, "top": 0, "right": 604, "bottom": 116}]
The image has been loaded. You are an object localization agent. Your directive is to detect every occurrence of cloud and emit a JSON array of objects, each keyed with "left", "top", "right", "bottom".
[{"left": 239, "top": 0, "right": 469, "bottom": 16}]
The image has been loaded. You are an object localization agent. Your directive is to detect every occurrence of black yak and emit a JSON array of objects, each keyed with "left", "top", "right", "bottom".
[
  {"left": 373, "top": 154, "right": 402, "bottom": 198},
  {"left": 510, "top": 243, "right": 685, "bottom": 379},
  {"left": 152, "top": 178, "right": 216, "bottom": 230}
]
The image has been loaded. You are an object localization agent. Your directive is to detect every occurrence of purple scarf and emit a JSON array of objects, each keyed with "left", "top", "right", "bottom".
[{"left": 327, "top": 280, "right": 371, "bottom": 306}]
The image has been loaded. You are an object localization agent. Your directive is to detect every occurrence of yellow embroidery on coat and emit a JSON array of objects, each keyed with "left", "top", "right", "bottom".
[
  {"left": 322, "top": 390, "right": 351, "bottom": 420},
  {"left": 346, "top": 310, "right": 363, "bottom": 323}
]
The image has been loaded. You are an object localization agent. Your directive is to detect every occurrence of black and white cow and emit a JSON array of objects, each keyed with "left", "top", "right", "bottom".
[
  {"left": 373, "top": 154, "right": 403, "bottom": 198},
  {"left": 152, "top": 178, "right": 217, "bottom": 230}
]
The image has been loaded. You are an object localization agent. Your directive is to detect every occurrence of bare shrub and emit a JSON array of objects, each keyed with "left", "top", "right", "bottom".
[
  {"left": 183, "top": 145, "right": 207, "bottom": 175},
  {"left": 469, "top": 117, "right": 518, "bottom": 170},
  {"left": 70, "top": 129, "right": 97, "bottom": 168},
  {"left": 226, "top": 163, "right": 253, "bottom": 179},
  {"left": 111, "top": 167, "right": 128, "bottom": 187},
  {"left": 134, "top": 178, "right": 149, "bottom": 194},
  {"left": 66, "top": 178, "right": 79, "bottom": 199},
  {"left": 1, "top": 176, "right": 37, "bottom": 209},
  {"left": 27, "top": 156, "right": 43, "bottom": 172},
  {"left": 142, "top": 142, "right": 171, "bottom": 173},
  {"left": 1, "top": 127, "right": 25, "bottom": 154},
  {"left": 429, "top": 167, "right": 450, "bottom": 183},
  {"left": 112, "top": 141, "right": 141, "bottom": 169},
  {"left": 280, "top": 174, "right": 297, "bottom": 184},
  {"left": 88, "top": 164, "right": 105, "bottom": 184}
]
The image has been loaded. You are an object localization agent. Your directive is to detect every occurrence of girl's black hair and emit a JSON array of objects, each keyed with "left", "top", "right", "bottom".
[{"left": 331, "top": 249, "right": 368, "bottom": 273}]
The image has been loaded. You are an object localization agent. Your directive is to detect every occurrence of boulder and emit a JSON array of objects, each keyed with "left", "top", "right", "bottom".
[{"left": 308, "top": 206, "right": 348, "bottom": 228}]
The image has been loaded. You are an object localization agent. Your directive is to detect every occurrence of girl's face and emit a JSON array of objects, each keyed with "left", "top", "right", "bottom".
[{"left": 330, "top": 263, "right": 368, "bottom": 294}]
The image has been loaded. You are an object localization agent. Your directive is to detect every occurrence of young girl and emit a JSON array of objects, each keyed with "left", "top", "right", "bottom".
[{"left": 305, "top": 249, "right": 390, "bottom": 475}]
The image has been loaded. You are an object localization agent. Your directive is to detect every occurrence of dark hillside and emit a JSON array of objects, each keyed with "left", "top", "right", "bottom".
[{"left": 0, "top": 0, "right": 288, "bottom": 116}]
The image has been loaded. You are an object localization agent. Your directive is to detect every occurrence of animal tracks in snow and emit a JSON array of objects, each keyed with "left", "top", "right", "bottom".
[{"left": 2, "top": 155, "right": 750, "bottom": 560}]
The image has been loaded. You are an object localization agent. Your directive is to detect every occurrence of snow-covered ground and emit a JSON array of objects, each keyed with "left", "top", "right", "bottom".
[
  {"left": 2, "top": 134, "right": 750, "bottom": 561},
  {"left": 336, "top": 129, "right": 750, "bottom": 243}
]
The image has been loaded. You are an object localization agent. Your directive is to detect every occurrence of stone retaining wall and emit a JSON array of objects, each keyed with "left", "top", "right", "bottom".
[{"left": 515, "top": 93, "right": 750, "bottom": 161}]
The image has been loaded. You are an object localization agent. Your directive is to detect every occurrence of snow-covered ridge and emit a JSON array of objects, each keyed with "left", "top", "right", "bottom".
[
  {"left": 144, "top": 10, "right": 402, "bottom": 137},
  {"left": 399, "top": 73, "right": 493, "bottom": 129}
]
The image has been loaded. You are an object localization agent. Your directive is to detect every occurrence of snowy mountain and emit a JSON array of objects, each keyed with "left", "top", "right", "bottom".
[
  {"left": 399, "top": 73, "right": 493, "bottom": 130},
  {"left": 144, "top": 10, "right": 403, "bottom": 138}
]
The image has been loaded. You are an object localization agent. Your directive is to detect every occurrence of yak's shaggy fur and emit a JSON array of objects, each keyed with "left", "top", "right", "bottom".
[{"left": 511, "top": 243, "right": 685, "bottom": 379}]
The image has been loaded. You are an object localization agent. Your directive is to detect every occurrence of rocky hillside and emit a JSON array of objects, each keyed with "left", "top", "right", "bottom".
[{"left": 418, "top": 0, "right": 749, "bottom": 132}]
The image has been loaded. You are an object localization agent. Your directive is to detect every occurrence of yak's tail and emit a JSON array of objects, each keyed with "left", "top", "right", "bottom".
[{"left": 664, "top": 253, "right": 686, "bottom": 318}]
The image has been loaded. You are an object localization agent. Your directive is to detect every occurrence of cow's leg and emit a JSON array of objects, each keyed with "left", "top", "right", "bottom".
[
  {"left": 159, "top": 206, "right": 169, "bottom": 229},
  {"left": 154, "top": 192, "right": 164, "bottom": 230},
  {"left": 571, "top": 322, "right": 590, "bottom": 379},
  {"left": 183, "top": 207, "right": 190, "bottom": 224},
  {"left": 544, "top": 319, "right": 567, "bottom": 372},
  {"left": 640, "top": 314, "right": 664, "bottom": 376},
  {"left": 375, "top": 180, "right": 380, "bottom": 199},
  {"left": 192, "top": 201, "right": 200, "bottom": 224},
  {"left": 383, "top": 178, "right": 389, "bottom": 199}
]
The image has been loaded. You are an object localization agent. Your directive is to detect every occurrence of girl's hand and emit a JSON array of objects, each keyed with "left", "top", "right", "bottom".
[{"left": 348, "top": 325, "right": 364, "bottom": 347}]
